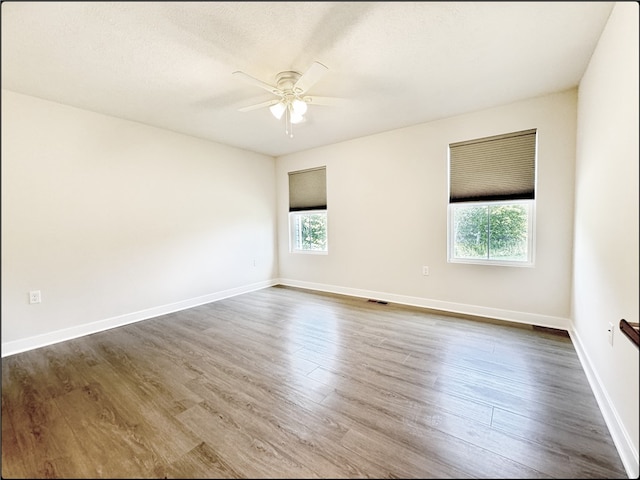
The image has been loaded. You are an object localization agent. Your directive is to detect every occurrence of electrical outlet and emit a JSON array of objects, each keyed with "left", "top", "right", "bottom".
[
  {"left": 607, "top": 322, "right": 614, "bottom": 346},
  {"left": 422, "top": 266, "right": 429, "bottom": 276},
  {"left": 29, "top": 290, "right": 42, "bottom": 304}
]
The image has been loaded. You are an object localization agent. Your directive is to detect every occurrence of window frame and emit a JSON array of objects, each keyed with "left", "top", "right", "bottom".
[
  {"left": 289, "top": 209, "right": 328, "bottom": 255},
  {"left": 447, "top": 199, "right": 535, "bottom": 267}
]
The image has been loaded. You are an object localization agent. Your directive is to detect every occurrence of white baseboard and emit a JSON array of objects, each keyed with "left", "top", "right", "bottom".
[
  {"left": 3, "top": 278, "right": 568, "bottom": 357},
  {"left": 1, "top": 279, "right": 278, "bottom": 358},
  {"left": 569, "top": 328, "right": 639, "bottom": 479},
  {"left": 277, "top": 278, "right": 570, "bottom": 330}
]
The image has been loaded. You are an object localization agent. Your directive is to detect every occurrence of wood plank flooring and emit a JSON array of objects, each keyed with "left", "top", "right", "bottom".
[{"left": 1, "top": 285, "right": 628, "bottom": 478}]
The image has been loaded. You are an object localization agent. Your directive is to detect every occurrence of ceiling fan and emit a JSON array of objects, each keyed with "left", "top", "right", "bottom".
[{"left": 233, "top": 61, "right": 337, "bottom": 138}]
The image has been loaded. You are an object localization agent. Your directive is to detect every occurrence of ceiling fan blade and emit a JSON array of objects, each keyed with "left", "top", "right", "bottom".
[
  {"left": 238, "top": 99, "right": 280, "bottom": 112},
  {"left": 302, "top": 95, "right": 342, "bottom": 106},
  {"left": 232, "top": 71, "right": 281, "bottom": 95},
  {"left": 293, "top": 61, "right": 328, "bottom": 94}
]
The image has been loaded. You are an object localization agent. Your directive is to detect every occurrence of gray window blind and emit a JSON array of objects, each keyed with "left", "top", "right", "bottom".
[
  {"left": 449, "top": 129, "right": 536, "bottom": 203},
  {"left": 289, "top": 166, "right": 326, "bottom": 211}
]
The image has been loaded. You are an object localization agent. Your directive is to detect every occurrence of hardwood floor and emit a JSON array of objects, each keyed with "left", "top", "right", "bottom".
[{"left": 1, "top": 285, "right": 628, "bottom": 478}]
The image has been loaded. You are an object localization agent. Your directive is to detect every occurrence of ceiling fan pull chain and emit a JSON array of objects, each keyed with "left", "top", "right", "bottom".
[
  {"left": 285, "top": 106, "right": 289, "bottom": 136},
  {"left": 286, "top": 105, "right": 293, "bottom": 138}
]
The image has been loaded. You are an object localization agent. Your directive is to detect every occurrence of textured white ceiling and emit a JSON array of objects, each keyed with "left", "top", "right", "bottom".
[{"left": 1, "top": 1, "right": 614, "bottom": 157}]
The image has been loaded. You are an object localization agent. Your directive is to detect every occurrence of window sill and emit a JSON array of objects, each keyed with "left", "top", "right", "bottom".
[{"left": 448, "top": 258, "right": 534, "bottom": 267}]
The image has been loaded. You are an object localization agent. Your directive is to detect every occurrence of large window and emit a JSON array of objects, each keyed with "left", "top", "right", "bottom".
[
  {"left": 448, "top": 129, "right": 536, "bottom": 266},
  {"left": 288, "top": 167, "right": 327, "bottom": 254},
  {"left": 450, "top": 200, "right": 533, "bottom": 263}
]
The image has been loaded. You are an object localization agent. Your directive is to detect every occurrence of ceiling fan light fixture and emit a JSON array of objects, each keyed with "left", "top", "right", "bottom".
[
  {"left": 269, "top": 101, "right": 286, "bottom": 120},
  {"left": 291, "top": 98, "right": 308, "bottom": 116}
]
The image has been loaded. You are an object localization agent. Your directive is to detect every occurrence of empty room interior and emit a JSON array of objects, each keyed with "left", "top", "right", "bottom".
[{"left": 1, "top": 2, "right": 638, "bottom": 479}]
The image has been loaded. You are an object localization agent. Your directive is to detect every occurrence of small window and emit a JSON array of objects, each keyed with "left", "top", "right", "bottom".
[
  {"left": 290, "top": 210, "right": 328, "bottom": 254},
  {"left": 288, "top": 167, "right": 327, "bottom": 254},
  {"left": 448, "top": 129, "right": 536, "bottom": 266}
]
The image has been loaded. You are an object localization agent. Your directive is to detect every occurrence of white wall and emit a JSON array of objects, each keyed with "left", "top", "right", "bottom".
[
  {"left": 1, "top": 89, "right": 278, "bottom": 356},
  {"left": 1, "top": 5, "right": 636, "bottom": 475},
  {"left": 277, "top": 90, "right": 577, "bottom": 329},
  {"left": 573, "top": 2, "right": 639, "bottom": 477}
]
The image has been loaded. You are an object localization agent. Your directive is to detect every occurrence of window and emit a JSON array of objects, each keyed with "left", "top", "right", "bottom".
[
  {"left": 290, "top": 210, "right": 327, "bottom": 252},
  {"left": 288, "top": 167, "right": 327, "bottom": 254},
  {"left": 448, "top": 129, "right": 536, "bottom": 266},
  {"left": 450, "top": 200, "right": 533, "bottom": 263}
]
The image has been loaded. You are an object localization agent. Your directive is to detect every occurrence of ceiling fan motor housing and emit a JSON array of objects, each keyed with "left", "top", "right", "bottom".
[{"left": 276, "top": 71, "right": 302, "bottom": 96}]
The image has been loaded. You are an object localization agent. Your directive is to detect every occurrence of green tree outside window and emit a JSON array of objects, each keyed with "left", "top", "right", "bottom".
[{"left": 453, "top": 204, "right": 528, "bottom": 261}]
